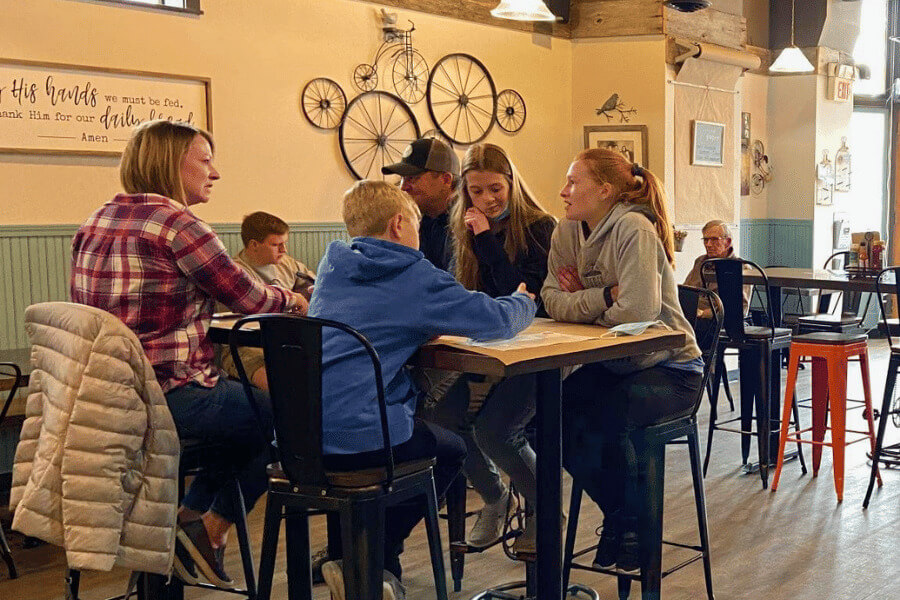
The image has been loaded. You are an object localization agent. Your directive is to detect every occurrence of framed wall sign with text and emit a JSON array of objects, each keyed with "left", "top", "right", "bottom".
[
  {"left": 691, "top": 120, "right": 725, "bottom": 167},
  {"left": 0, "top": 59, "right": 211, "bottom": 156}
]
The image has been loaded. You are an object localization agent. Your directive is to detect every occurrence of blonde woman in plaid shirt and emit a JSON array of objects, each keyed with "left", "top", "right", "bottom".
[{"left": 71, "top": 120, "right": 306, "bottom": 588}]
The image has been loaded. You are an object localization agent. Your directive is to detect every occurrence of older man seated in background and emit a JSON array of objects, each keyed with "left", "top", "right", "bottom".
[{"left": 683, "top": 220, "right": 750, "bottom": 344}]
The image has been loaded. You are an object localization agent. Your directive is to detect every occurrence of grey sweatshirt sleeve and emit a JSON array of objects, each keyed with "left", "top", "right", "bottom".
[
  {"left": 541, "top": 223, "right": 608, "bottom": 323},
  {"left": 596, "top": 225, "right": 663, "bottom": 326}
]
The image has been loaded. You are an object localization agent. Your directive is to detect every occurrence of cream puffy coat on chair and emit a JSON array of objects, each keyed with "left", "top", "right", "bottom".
[{"left": 10, "top": 302, "right": 179, "bottom": 574}]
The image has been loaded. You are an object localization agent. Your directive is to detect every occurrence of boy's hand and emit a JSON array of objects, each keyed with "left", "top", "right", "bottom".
[
  {"left": 610, "top": 285, "right": 619, "bottom": 300},
  {"left": 288, "top": 292, "right": 309, "bottom": 315},
  {"left": 557, "top": 266, "right": 584, "bottom": 292},
  {"left": 516, "top": 282, "right": 535, "bottom": 300},
  {"left": 464, "top": 207, "right": 490, "bottom": 235}
]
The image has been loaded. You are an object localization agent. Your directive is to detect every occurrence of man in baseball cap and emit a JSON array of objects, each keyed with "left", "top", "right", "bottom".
[{"left": 382, "top": 137, "right": 459, "bottom": 272}]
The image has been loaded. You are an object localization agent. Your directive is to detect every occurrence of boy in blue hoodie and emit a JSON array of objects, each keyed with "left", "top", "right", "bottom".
[{"left": 312, "top": 180, "right": 536, "bottom": 599}]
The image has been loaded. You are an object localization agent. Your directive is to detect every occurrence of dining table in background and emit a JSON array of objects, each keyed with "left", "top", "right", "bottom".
[{"left": 209, "top": 316, "right": 686, "bottom": 600}]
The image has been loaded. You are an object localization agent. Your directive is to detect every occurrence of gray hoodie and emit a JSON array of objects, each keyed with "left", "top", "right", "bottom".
[{"left": 541, "top": 202, "right": 700, "bottom": 372}]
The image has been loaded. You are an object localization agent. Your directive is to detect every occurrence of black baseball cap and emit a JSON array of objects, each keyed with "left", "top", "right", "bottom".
[{"left": 382, "top": 138, "right": 460, "bottom": 177}]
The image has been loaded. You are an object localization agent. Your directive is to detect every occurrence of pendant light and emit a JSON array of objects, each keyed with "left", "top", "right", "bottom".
[
  {"left": 490, "top": 0, "right": 557, "bottom": 22},
  {"left": 770, "top": 0, "right": 815, "bottom": 73}
]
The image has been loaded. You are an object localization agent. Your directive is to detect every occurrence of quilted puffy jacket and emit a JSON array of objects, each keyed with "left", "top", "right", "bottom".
[{"left": 10, "top": 302, "right": 179, "bottom": 574}]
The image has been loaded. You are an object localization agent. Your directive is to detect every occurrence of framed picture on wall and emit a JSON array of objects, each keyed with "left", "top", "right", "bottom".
[
  {"left": 583, "top": 125, "right": 649, "bottom": 167},
  {"left": 691, "top": 120, "right": 725, "bottom": 167}
]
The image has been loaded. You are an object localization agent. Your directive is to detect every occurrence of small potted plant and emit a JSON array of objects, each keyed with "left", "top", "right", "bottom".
[{"left": 673, "top": 227, "right": 687, "bottom": 252}]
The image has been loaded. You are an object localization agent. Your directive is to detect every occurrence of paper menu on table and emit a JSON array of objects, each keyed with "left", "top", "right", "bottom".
[{"left": 433, "top": 331, "right": 600, "bottom": 352}]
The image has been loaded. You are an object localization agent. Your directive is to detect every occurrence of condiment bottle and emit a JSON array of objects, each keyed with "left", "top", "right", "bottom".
[{"left": 849, "top": 244, "right": 860, "bottom": 268}]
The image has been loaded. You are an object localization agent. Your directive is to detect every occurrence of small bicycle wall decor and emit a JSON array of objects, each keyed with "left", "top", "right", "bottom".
[{"left": 300, "top": 10, "right": 527, "bottom": 181}]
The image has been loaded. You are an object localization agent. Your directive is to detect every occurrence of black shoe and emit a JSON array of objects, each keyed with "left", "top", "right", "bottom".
[
  {"left": 592, "top": 525, "right": 618, "bottom": 568},
  {"left": 176, "top": 520, "right": 235, "bottom": 588},
  {"left": 616, "top": 531, "right": 640, "bottom": 574}
]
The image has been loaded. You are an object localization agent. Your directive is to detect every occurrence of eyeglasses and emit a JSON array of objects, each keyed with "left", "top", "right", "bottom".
[{"left": 702, "top": 236, "right": 725, "bottom": 243}]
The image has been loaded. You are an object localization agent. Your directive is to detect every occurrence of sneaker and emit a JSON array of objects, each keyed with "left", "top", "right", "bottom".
[
  {"left": 310, "top": 546, "right": 328, "bottom": 585},
  {"left": 466, "top": 489, "right": 512, "bottom": 548},
  {"left": 616, "top": 531, "right": 640, "bottom": 574},
  {"left": 176, "top": 520, "right": 234, "bottom": 588},
  {"left": 172, "top": 536, "right": 201, "bottom": 585},
  {"left": 592, "top": 519, "right": 619, "bottom": 568},
  {"left": 320, "top": 560, "right": 406, "bottom": 600},
  {"left": 513, "top": 513, "right": 536, "bottom": 554}
]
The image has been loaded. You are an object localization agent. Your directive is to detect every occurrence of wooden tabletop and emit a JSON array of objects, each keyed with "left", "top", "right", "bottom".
[
  {"left": 415, "top": 318, "right": 686, "bottom": 377},
  {"left": 743, "top": 267, "right": 882, "bottom": 293},
  {"left": 0, "top": 347, "right": 31, "bottom": 391}
]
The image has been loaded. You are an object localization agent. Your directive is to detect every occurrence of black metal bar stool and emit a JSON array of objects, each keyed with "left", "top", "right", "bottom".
[
  {"left": 0, "top": 361, "right": 22, "bottom": 580},
  {"left": 562, "top": 286, "right": 721, "bottom": 600}
]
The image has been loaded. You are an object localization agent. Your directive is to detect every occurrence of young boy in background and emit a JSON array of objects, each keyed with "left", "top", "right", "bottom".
[{"left": 311, "top": 180, "right": 536, "bottom": 600}]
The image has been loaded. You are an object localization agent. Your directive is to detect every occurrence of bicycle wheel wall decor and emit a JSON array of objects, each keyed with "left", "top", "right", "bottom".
[
  {"left": 300, "top": 78, "right": 347, "bottom": 130},
  {"left": 339, "top": 91, "right": 421, "bottom": 180},
  {"left": 495, "top": 89, "right": 526, "bottom": 133},
  {"left": 391, "top": 49, "right": 429, "bottom": 104},
  {"left": 427, "top": 53, "right": 497, "bottom": 145}
]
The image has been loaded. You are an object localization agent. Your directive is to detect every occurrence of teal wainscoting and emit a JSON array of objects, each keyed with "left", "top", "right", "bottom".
[
  {"left": 0, "top": 222, "right": 348, "bottom": 350},
  {"left": 739, "top": 219, "right": 814, "bottom": 268}
]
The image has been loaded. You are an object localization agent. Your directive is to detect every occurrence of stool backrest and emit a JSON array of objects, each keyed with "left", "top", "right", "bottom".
[
  {"left": 702, "top": 257, "right": 776, "bottom": 343},
  {"left": 678, "top": 285, "right": 724, "bottom": 417},
  {"left": 0, "top": 361, "right": 22, "bottom": 425},
  {"left": 229, "top": 314, "right": 395, "bottom": 488},
  {"left": 875, "top": 267, "right": 900, "bottom": 351}
]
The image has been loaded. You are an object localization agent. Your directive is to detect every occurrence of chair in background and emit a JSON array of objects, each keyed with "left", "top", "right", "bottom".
[
  {"left": 561, "top": 285, "right": 722, "bottom": 600},
  {"left": 234, "top": 314, "right": 448, "bottom": 600},
  {"left": 701, "top": 258, "right": 806, "bottom": 488},
  {"left": 864, "top": 267, "right": 900, "bottom": 508},
  {"left": 797, "top": 251, "right": 864, "bottom": 334},
  {"left": 1, "top": 361, "right": 22, "bottom": 579}
]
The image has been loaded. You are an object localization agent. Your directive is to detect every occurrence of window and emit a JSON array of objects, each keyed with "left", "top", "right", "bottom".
[
  {"left": 840, "top": 110, "right": 886, "bottom": 232},
  {"left": 92, "top": 0, "right": 201, "bottom": 13},
  {"left": 853, "top": 0, "right": 889, "bottom": 97}
]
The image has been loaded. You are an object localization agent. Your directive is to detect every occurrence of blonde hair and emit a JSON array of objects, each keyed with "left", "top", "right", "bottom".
[
  {"left": 575, "top": 148, "right": 675, "bottom": 266},
  {"left": 452, "top": 143, "right": 555, "bottom": 291},
  {"left": 119, "top": 119, "right": 214, "bottom": 206},
  {"left": 343, "top": 180, "right": 421, "bottom": 237}
]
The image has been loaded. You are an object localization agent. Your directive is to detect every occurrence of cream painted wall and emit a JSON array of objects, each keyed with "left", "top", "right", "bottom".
[
  {"left": 0, "top": 0, "right": 572, "bottom": 225},
  {"left": 738, "top": 72, "right": 769, "bottom": 219},
  {"left": 766, "top": 75, "right": 818, "bottom": 221},
  {"left": 570, "top": 37, "right": 668, "bottom": 175}
]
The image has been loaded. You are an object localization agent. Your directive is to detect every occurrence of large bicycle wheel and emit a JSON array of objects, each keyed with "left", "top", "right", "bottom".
[
  {"left": 427, "top": 53, "right": 496, "bottom": 145},
  {"left": 300, "top": 78, "right": 346, "bottom": 130},
  {"left": 392, "top": 49, "right": 429, "bottom": 104},
  {"left": 496, "top": 89, "right": 526, "bottom": 133},
  {"left": 339, "top": 91, "right": 420, "bottom": 181}
]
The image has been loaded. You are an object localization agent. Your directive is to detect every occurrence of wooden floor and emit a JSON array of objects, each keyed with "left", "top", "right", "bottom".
[{"left": 3, "top": 339, "right": 900, "bottom": 599}]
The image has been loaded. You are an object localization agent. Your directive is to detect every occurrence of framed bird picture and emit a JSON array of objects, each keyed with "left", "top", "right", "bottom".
[{"left": 583, "top": 125, "right": 649, "bottom": 167}]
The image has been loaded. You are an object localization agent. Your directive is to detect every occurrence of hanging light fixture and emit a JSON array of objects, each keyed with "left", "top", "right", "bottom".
[
  {"left": 770, "top": 0, "right": 815, "bottom": 73},
  {"left": 490, "top": 0, "right": 557, "bottom": 22}
]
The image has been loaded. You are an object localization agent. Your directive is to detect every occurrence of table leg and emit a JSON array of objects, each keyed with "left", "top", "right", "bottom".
[
  {"left": 535, "top": 368, "right": 563, "bottom": 600},
  {"left": 769, "top": 284, "right": 783, "bottom": 328}
]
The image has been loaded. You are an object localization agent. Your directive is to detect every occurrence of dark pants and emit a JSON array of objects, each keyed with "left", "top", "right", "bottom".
[
  {"left": 562, "top": 363, "right": 701, "bottom": 529},
  {"left": 166, "top": 378, "right": 273, "bottom": 524},
  {"left": 323, "top": 419, "right": 466, "bottom": 580}
]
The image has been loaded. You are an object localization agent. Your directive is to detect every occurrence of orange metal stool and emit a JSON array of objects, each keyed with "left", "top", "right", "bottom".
[{"left": 771, "top": 332, "right": 881, "bottom": 502}]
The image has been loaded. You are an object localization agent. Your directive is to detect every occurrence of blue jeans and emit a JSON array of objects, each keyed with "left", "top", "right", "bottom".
[
  {"left": 425, "top": 373, "right": 537, "bottom": 505},
  {"left": 562, "top": 363, "right": 701, "bottom": 526},
  {"left": 166, "top": 378, "right": 273, "bottom": 524}
]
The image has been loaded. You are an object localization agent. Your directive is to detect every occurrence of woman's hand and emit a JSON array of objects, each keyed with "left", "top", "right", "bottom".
[
  {"left": 556, "top": 266, "right": 584, "bottom": 293},
  {"left": 464, "top": 207, "right": 491, "bottom": 235},
  {"left": 516, "top": 282, "right": 536, "bottom": 300}
]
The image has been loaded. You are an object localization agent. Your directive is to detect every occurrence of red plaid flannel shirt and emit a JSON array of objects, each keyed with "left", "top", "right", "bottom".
[{"left": 71, "top": 193, "right": 291, "bottom": 392}]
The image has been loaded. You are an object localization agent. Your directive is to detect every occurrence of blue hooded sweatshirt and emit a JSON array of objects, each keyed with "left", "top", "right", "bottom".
[{"left": 308, "top": 237, "right": 536, "bottom": 455}]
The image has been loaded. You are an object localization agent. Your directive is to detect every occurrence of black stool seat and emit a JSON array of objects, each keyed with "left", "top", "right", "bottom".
[
  {"left": 267, "top": 457, "right": 436, "bottom": 489},
  {"left": 791, "top": 332, "right": 868, "bottom": 345},
  {"left": 798, "top": 313, "right": 861, "bottom": 327},
  {"left": 743, "top": 326, "right": 792, "bottom": 339}
]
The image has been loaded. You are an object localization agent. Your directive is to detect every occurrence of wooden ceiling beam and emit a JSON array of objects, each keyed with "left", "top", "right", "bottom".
[{"left": 354, "top": 0, "right": 573, "bottom": 38}]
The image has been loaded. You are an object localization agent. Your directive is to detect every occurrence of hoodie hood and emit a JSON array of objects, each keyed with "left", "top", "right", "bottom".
[
  {"left": 588, "top": 202, "right": 656, "bottom": 245},
  {"left": 321, "top": 237, "right": 423, "bottom": 282}
]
